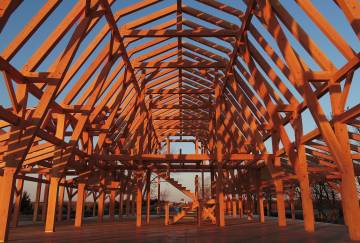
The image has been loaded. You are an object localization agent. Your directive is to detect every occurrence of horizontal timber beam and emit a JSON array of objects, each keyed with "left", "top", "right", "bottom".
[
  {"left": 133, "top": 61, "right": 226, "bottom": 69},
  {"left": 121, "top": 28, "right": 239, "bottom": 37},
  {"left": 151, "top": 104, "right": 210, "bottom": 109},
  {"left": 153, "top": 115, "right": 209, "bottom": 120},
  {"left": 146, "top": 88, "right": 213, "bottom": 94},
  {"left": 155, "top": 126, "right": 207, "bottom": 130},
  {"left": 98, "top": 153, "right": 273, "bottom": 161}
]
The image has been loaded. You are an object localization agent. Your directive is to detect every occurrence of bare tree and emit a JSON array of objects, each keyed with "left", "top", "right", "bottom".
[{"left": 312, "top": 181, "right": 340, "bottom": 223}]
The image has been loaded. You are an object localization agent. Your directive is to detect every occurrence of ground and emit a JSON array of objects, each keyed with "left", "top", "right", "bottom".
[{"left": 9, "top": 216, "right": 353, "bottom": 242}]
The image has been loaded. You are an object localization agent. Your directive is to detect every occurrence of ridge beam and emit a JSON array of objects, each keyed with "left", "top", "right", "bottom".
[{"left": 121, "top": 28, "right": 239, "bottom": 37}]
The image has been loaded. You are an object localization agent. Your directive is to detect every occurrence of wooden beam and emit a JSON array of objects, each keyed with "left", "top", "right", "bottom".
[
  {"left": 146, "top": 88, "right": 212, "bottom": 94},
  {"left": 99, "top": 153, "right": 273, "bottom": 161},
  {"left": 74, "top": 183, "right": 86, "bottom": 227},
  {"left": 133, "top": 61, "right": 226, "bottom": 69},
  {"left": 121, "top": 28, "right": 239, "bottom": 37}
]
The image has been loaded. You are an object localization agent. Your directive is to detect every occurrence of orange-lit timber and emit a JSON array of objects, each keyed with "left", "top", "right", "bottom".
[
  {"left": 74, "top": 183, "right": 86, "bottom": 227},
  {"left": 0, "top": 0, "right": 359, "bottom": 242}
]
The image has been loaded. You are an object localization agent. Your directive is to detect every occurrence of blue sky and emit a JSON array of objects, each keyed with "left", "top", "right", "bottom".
[{"left": 0, "top": 0, "right": 359, "bottom": 202}]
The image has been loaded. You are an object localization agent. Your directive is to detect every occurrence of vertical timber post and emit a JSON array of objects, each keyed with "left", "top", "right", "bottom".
[
  {"left": 66, "top": 187, "right": 73, "bottom": 221},
  {"left": 210, "top": 167, "right": 215, "bottom": 199},
  {"left": 97, "top": 177, "right": 106, "bottom": 223},
  {"left": 214, "top": 71, "right": 225, "bottom": 227},
  {"left": 92, "top": 192, "right": 96, "bottom": 217},
  {"left": 126, "top": 193, "right": 130, "bottom": 216},
  {"left": 258, "top": 191, "right": 265, "bottom": 223},
  {"left": 74, "top": 183, "right": 86, "bottom": 227},
  {"left": 267, "top": 194, "right": 271, "bottom": 217},
  {"left": 274, "top": 180, "right": 286, "bottom": 227},
  {"left": 109, "top": 182, "right": 117, "bottom": 222},
  {"left": 44, "top": 176, "right": 61, "bottom": 232},
  {"left": 57, "top": 178, "right": 65, "bottom": 222},
  {"left": 0, "top": 167, "right": 17, "bottom": 242},
  {"left": 293, "top": 117, "right": 314, "bottom": 232},
  {"left": 33, "top": 174, "right": 42, "bottom": 223},
  {"left": 146, "top": 170, "right": 151, "bottom": 224},
  {"left": 118, "top": 192, "right": 123, "bottom": 220},
  {"left": 329, "top": 83, "right": 360, "bottom": 240},
  {"left": 238, "top": 194, "right": 243, "bottom": 218},
  {"left": 157, "top": 176, "right": 160, "bottom": 215},
  {"left": 195, "top": 175, "right": 201, "bottom": 226},
  {"left": 42, "top": 176, "right": 50, "bottom": 222},
  {"left": 201, "top": 170, "right": 205, "bottom": 200},
  {"left": 12, "top": 176, "right": 24, "bottom": 227},
  {"left": 44, "top": 112, "right": 64, "bottom": 233},
  {"left": 232, "top": 195, "right": 237, "bottom": 218},
  {"left": 164, "top": 202, "right": 169, "bottom": 226},
  {"left": 136, "top": 176, "right": 142, "bottom": 227},
  {"left": 247, "top": 193, "right": 253, "bottom": 220}
]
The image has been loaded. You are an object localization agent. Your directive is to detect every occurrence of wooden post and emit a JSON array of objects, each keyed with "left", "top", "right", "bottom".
[
  {"left": 264, "top": 199, "right": 270, "bottom": 216},
  {"left": 195, "top": 175, "right": 201, "bottom": 226},
  {"left": 195, "top": 137, "right": 199, "bottom": 154},
  {"left": 198, "top": 138, "right": 205, "bottom": 202},
  {"left": 297, "top": 169, "right": 314, "bottom": 232},
  {"left": 328, "top": 73, "right": 360, "bottom": 240},
  {"left": 74, "top": 183, "right": 86, "bottom": 227},
  {"left": 129, "top": 193, "right": 133, "bottom": 215},
  {"left": 166, "top": 136, "right": 170, "bottom": 154},
  {"left": 227, "top": 196, "right": 232, "bottom": 215},
  {"left": 225, "top": 196, "right": 228, "bottom": 215},
  {"left": 164, "top": 202, "right": 169, "bottom": 226},
  {"left": 238, "top": 195, "right": 243, "bottom": 218},
  {"left": 118, "top": 192, "right": 123, "bottom": 220},
  {"left": 12, "top": 176, "right": 24, "bottom": 227},
  {"left": 216, "top": 168, "right": 225, "bottom": 227},
  {"left": 146, "top": 171, "right": 151, "bottom": 224},
  {"left": 109, "top": 184, "right": 116, "bottom": 222},
  {"left": 97, "top": 188, "right": 105, "bottom": 223},
  {"left": 0, "top": 167, "right": 17, "bottom": 242},
  {"left": 42, "top": 176, "right": 50, "bottom": 222},
  {"left": 57, "top": 179, "right": 65, "bottom": 222},
  {"left": 293, "top": 118, "right": 315, "bottom": 232},
  {"left": 67, "top": 188, "right": 73, "bottom": 221},
  {"left": 232, "top": 196, "right": 237, "bottom": 218},
  {"left": 215, "top": 71, "right": 225, "bottom": 227},
  {"left": 247, "top": 193, "right": 253, "bottom": 220},
  {"left": 210, "top": 167, "right": 215, "bottom": 198},
  {"left": 98, "top": 174, "right": 106, "bottom": 223},
  {"left": 258, "top": 191, "right": 265, "bottom": 223},
  {"left": 45, "top": 176, "right": 60, "bottom": 232},
  {"left": 126, "top": 194, "right": 130, "bottom": 216},
  {"left": 274, "top": 180, "right": 286, "bottom": 227},
  {"left": 92, "top": 192, "right": 96, "bottom": 217},
  {"left": 130, "top": 193, "right": 133, "bottom": 216},
  {"left": 157, "top": 176, "right": 160, "bottom": 215},
  {"left": 267, "top": 194, "right": 271, "bottom": 217},
  {"left": 136, "top": 179, "right": 142, "bottom": 227},
  {"left": 166, "top": 137, "right": 171, "bottom": 178},
  {"left": 201, "top": 170, "right": 205, "bottom": 200},
  {"left": 33, "top": 174, "right": 42, "bottom": 223}
]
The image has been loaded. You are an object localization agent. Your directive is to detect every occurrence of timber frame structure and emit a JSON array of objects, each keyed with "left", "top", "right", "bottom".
[{"left": 0, "top": 0, "right": 359, "bottom": 242}]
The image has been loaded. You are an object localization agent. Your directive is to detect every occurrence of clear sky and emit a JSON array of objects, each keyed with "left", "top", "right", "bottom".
[{"left": 0, "top": 0, "right": 359, "bottom": 202}]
